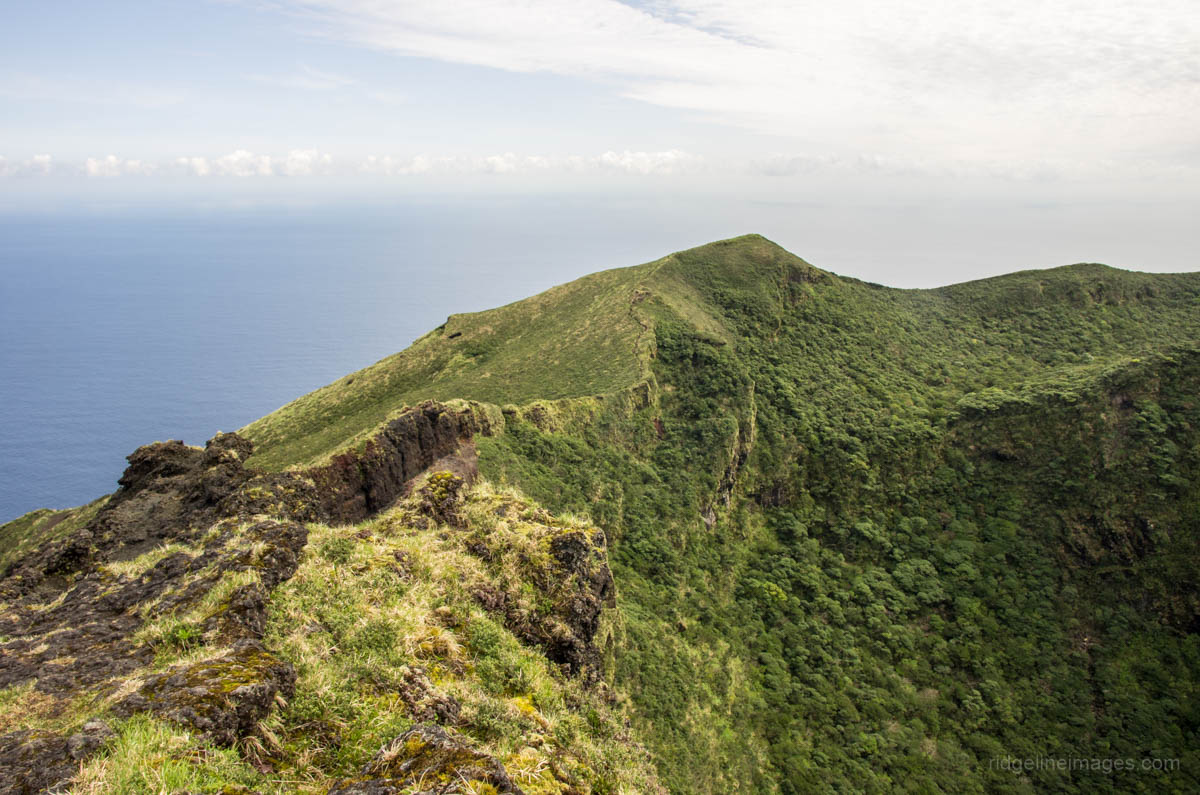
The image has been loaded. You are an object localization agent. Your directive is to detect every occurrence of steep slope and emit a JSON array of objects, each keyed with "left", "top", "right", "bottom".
[{"left": 3, "top": 234, "right": 1199, "bottom": 793}]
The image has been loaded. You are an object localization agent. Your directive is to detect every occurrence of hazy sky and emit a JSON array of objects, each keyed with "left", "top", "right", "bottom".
[{"left": 1, "top": 1, "right": 1197, "bottom": 280}]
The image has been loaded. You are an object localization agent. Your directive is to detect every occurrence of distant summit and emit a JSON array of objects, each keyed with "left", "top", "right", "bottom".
[{"left": 240, "top": 234, "right": 1199, "bottom": 472}]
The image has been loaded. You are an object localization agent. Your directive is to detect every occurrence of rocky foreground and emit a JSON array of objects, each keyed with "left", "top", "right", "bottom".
[{"left": 0, "top": 403, "right": 658, "bottom": 794}]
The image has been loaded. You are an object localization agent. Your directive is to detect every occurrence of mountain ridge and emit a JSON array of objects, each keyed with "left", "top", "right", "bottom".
[
  {"left": 2, "top": 234, "right": 1199, "bottom": 793},
  {"left": 239, "top": 234, "right": 1200, "bottom": 473}
]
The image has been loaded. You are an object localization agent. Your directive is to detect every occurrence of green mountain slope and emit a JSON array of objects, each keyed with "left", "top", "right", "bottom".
[
  {"left": 244, "top": 236, "right": 1200, "bottom": 474},
  {"left": 4, "top": 235, "right": 1199, "bottom": 793},
  {"left": 240, "top": 234, "right": 1200, "bottom": 792},
  {"left": 241, "top": 259, "right": 661, "bottom": 471}
]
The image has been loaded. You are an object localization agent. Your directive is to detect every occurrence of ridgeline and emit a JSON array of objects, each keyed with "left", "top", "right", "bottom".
[{"left": 2, "top": 235, "right": 1198, "bottom": 793}]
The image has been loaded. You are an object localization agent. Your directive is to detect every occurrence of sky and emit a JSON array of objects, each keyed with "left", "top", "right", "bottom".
[{"left": 1, "top": 0, "right": 1198, "bottom": 281}]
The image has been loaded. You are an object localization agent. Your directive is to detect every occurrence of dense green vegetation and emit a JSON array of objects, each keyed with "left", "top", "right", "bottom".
[
  {"left": 7, "top": 234, "right": 1197, "bottom": 792},
  {"left": 447, "top": 237, "right": 1200, "bottom": 792}
]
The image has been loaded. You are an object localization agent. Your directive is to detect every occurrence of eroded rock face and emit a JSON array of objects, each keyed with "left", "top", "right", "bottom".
[
  {"left": 328, "top": 724, "right": 524, "bottom": 795},
  {"left": 0, "top": 519, "right": 307, "bottom": 698},
  {"left": 1, "top": 432, "right": 257, "bottom": 600},
  {"left": 0, "top": 720, "right": 113, "bottom": 795},
  {"left": 2, "top": 403, "right": 492, "bottom": 604},
  {"left": 0, "top": 730, "right": 77, "bottom": 795},
  {"left": 304, "top": 402, "right": 495, "bottom": 524},
  {"left": 0, "top": 443, "right": 308, "bottom": 793}
]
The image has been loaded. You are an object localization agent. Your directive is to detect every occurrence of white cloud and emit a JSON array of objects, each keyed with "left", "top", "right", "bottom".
[
  {"left": 281, "top": 148, "right": 335, "bottom": 176},
  {"left": 213, "top": 149, "right": 274, "bottom": 177},
  {"left": 357, "top": 150, "right": 702, "bottom": 176},
  {"left": 596, "top": 149, "right": 701, "bottom": 175},
  {"left": 85, "top": 155, "right": 155, "bottom": 177},
  {"left": 481, "top": 153, "right": 519, "bottom": 174},
  {"left": 359, "top": 154, "right": 432, "bottom": 176},
  {"left": 5, "top": 149, "right": 704, "bottom": 179},
  {"left": 271, "top": 0, "right": 1200, "bottom": 173},
  {"left": 0, "top": 154, "right": 57, "bottom": 177},
  {"left": 176, "top": 156, "right": 212, "bottom": 177},
  {"left": 748, "top": 154, "right": 839, "bottom": 178},
  {"left": 15, "top": 146, "right": 1185, "bottom": 185}
]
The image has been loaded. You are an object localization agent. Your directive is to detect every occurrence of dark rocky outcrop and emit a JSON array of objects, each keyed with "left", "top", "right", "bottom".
[
  {"left": 1, "top": 432, "right": 256, "bottom": 600},
  {"left": 0, "top": 515, "right": 307, "bottom": 793},
  {"left": 0, "top": 519, "right": 306, "bottom": 697},
  {"left": 1, "top": 402, "right": 493, "bottom": 604},
  {"left": 115, "top": 640, "right": 296, "bottom": 747},
  {"left": 0, "top": 720, "right": 113, "bottom": 795},
  {"left": 0, "top": 731, "right": 78, "bottom": 795},
  {"left": 0, "top": 434, "right": 308, "bottom": 793},
  {"left": 327, "top": 724, "right": 523, "bottom": 795},
  {"left": 302, "top": 402, "right": 495, "bottom": 524},
  {"left": 537, "top": 529, "right": 618, "bottom": 678}
]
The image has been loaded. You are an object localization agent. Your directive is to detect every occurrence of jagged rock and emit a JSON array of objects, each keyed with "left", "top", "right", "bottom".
[
  {"left": 327, "top": 724, "right": 523, "bottom": 795},
  {"left": 542, "top": 529, "right": 617, "bottom": 677},
  {"left": 0, "top": 729, "right": 78, "bottom": 795},
  {"left": 2, "top": 402, "right": 490, "bottom": 604},
  {"left": 0, "top": 518, "right": 307, "bottom": 699},
  {"left": 304, "top": 402, "right": 492, "bottom": 524},
  {"left": 0, "top": 719, "right": 111, "bottom": 794},
  {"left": 116, "top": 641, "right": 295, "bottom": 747},
  {"left": 1, "top": 433, "right": 257, "bottom": 598},
  {"left": 66, "top": 720, "right": 114, "bottom": 760}
]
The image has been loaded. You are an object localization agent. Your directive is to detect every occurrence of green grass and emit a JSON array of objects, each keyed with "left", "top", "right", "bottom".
[
  {"left": 71, "top": 714, "right": 264, "bottom": 795},
  {"left": 259, "top": 479, "right": 663, "bottom": 793}
]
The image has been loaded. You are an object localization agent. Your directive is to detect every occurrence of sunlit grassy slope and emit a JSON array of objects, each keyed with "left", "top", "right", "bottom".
[
  {"left": 241, "top": 254, "right": 663, "bottom": 470},
  {"left": 242, "top": 234, "right": 1200, "bottom": 472},
  {"left": 242, "top": 234, "right": 805, "bottom": 469}
]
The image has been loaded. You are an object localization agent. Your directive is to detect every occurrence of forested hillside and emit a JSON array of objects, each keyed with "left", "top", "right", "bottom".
[{"left": 3, "top": 236, "right": 1197, "bottom": 793}]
